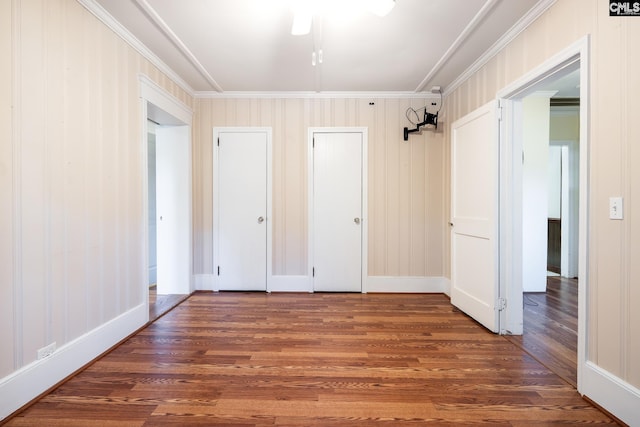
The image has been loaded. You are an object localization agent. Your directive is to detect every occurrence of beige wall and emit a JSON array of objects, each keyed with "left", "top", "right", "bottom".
[
  {"left": 550, "top": 108, "right": 580, "bottom": 140},
  {"left": 0, "top": 0, "right": 192, "bottom": 380},
  {"left": 443, "top": 0, "right": 640, "bottom": 389},
  {"left": 193, "top": 97, "right": 445, "bottom": 277},
  {"left": 1, "top": 0, "right": 14, "bottom": 381}
]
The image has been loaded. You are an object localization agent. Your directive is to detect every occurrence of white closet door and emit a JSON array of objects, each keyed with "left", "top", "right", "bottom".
[
  {"left": 312, "top": 132, "right": 362, "bottom": 292},
  {"left": 217, "top": 131, "right": 267, "bottom": 291}
]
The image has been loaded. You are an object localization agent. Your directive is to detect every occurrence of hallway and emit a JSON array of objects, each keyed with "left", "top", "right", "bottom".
[{"left": 505, "top": 276, "right": 578, "bottom": 387}]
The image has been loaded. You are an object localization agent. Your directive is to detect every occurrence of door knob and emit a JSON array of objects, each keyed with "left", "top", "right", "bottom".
[
  {"left": 258, "top": 216, "right": 264, "bottom": 224},
  {"left": 354, "top": 217, "right": 360, "bottom": 225}
]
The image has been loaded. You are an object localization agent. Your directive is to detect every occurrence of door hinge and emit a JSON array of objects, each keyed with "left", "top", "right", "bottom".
[
  {"left": 496, "top": 298, "right": 507, "bottom": 311},
  {"left": 217, "top": 266, "right": 220, "bottom": 276},
  {"left": 217, "top": 137, "right": 220, "bottom": 147},
  {"left": 312, "top": 267, "right": 315, "bottom": 277},
  {"left": 312, "top": 137, "right": 315, "bottom": 148},
  {"left": 497, "top": 106, "right": 503, "bottom": 121}
]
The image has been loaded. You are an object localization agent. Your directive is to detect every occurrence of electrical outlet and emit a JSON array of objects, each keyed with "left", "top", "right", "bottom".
[
  {"left": 37, "top": 342, "right": 56, "bottom": 360},
  {"left": 609, "top": 197, "right": 624, "bottom": 220}
]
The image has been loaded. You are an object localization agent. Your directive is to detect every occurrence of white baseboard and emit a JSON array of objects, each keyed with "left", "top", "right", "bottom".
[
  {"left": 365, "top": 276, "right": 449, "bottom": 293},
  {"left": 194, "top": 273, "right": 215, "bottom": 291},
  {"left": 0, "top": 303, "right": 147, "bottom": 421},
  {"left": 442, "top": 277, "right": 451, "bottom": 297},
  {"left": 196, "top": 274, "right": 312, "bottom": 292},
  {"left": 582, "top": 361, "right": 640, "bottom": 426},
  {"left": 266, "top": 276, "right": 450, "bottom": 293},
  {"left": 265, "top": 276, "right": 451, "bottom": 293},
  {"left": 268, "top": 275, "right": 312, "bottom": 292}
]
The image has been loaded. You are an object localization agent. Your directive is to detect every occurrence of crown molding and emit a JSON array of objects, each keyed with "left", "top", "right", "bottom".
[
  {"left": 194, "top": 91, "right": 439, "bottom": 99},
  {"left": 76, "top": 0, "right": 195, "bottom": 97},
  {"left": 443, "top": 0, "right": 557, "bottom": 98},
  {"left": 415, "top": 0, "right": 500, "bottom": 92},
  {"left": 134, "top": 0, "right": 223, "bottom": 92}
]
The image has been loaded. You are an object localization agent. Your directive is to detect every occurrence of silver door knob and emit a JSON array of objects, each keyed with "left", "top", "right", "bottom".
[
  {"left": 258, "top": 216, "right": 264, "bottom": 224},
  {"left": 354, "top": 217, "right": 360, "bottom": 224}
]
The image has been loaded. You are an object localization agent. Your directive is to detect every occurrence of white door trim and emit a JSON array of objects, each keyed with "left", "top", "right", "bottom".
[
  {"left": 212, "top": 127, "right": 273, "bottom": 292},
  {"left": 496, "top": 35, "right": 590, "bottom": 390},
  {"left": 308, "top": 127, "right": 368, "bottom": 293}
]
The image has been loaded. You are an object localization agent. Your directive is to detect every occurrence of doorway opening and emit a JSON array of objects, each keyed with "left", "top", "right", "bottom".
[
  {"left": 506, "top": 88, "right": 580, "bottom": 387},
  {"left": 525, "top": 97, "right": 580, "bottom": 387},
  {"left": 498, "top": 39, "right": 589, "bottom": 392},
  {"left": 140, "top": 77, "right": 193, "bottom": 322},
  {"left": 147, "top": 120, "right": 191, "bottom": 321}
]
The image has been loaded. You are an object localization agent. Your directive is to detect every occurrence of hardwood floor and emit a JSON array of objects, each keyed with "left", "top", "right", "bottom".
[
  {"left": 148, "top": 286, "right": 190, "bottom": 323},
  {"left": 6, "top": 292, "right": 616, "bottom": 426},
  {"left": 505, "top": 276, "right": 578, "bottom": 388}
]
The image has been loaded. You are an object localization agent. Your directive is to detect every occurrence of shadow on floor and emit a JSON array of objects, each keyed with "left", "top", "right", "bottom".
[{"left": 148, "top": 285, "right": 190, "bottom": 323}]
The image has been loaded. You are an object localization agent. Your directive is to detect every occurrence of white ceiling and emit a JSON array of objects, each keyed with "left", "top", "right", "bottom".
[{"left": 93, "top": 0, "right": 549, "bottom": 94}]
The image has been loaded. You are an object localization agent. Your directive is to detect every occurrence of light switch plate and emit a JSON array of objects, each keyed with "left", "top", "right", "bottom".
[{"left": 609, "top": 197, "right": 623, "bottom": 220}]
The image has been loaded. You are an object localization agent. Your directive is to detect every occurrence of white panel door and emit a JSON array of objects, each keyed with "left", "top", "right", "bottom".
[
  {"left": 450, "top": 101, "right": 500, "bottom": 332},
  {"left": 218, "top": 132, "right": 267, "bottom": 291},
  {"left": 313, "top": 132, "right": 362, "bottom": 292},
  {"left": 156, "top": 125, "right": 191, "bottom": 295}
]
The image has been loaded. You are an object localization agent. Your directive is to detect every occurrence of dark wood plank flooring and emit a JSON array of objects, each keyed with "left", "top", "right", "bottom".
[
  {"left": 6, "top": 292, "right": 615, "bottom": 426},
  {"left": 505, "top": 276, "right": 578, "bottom": 388}
]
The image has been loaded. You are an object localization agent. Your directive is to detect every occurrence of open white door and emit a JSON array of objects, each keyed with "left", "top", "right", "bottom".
[
  {"left": 450, "top": 100, "right": 500, "bottom": 332},
  {"left": 312, "top": 131, "right": 363, "bottom": 292},
  {"left": 156, "top": 125, "right": 192, "bottom": 295},
  {"left": 216, "top": 130, "right": 269, "bottom": 291}
]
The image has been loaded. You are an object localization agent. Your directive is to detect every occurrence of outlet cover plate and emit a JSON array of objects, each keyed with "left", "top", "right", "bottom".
[{"left": 37, "top": 342, "right": 56, "bottom": 360}]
